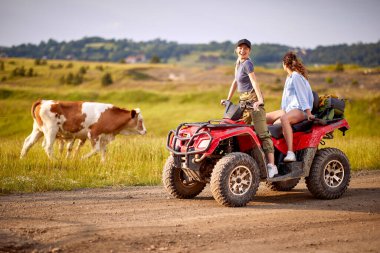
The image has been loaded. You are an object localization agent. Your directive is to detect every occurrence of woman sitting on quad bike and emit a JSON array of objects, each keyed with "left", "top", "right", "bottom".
[
  {"left": 220, "top": 39, "right": 278, "bottom": 178},
  {"left": 266, "top": 52, "right": 315, "bottom": 162}
]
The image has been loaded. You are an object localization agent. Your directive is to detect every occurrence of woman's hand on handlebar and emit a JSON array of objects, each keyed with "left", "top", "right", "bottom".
[
  {"left": 253, "top": 101, "right": 263, "bottom": 111},
  {"left": 220, "top": 99, "right": 229, "bottom": 106}
]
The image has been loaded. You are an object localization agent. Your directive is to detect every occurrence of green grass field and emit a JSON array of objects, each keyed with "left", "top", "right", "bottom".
[{"left": 0, "top": 58, "right": 379, "bottom": 193}]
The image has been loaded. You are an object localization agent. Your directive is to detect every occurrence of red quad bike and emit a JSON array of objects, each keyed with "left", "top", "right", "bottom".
[{"left": 163, "top": 92, "right": 350, "bottom": 207}]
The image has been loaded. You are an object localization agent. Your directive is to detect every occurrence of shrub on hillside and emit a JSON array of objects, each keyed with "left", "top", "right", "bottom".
[
  {"left": 49, "top": 63, "right": 63, "bottom": 70},
  {"left": 101, "top": 73, "right": 113, "bottom": 86},
  {"left": 11, "top": 66, "right": 36, "bottom": 77},
  {"left": 62, "top": 72, "right": 83, "bottom": 85},
  {"left": 79, "top": 66, "right": 87, "bottom": 74},
  {"left": 325, "top": 77, "right": 334, "bottom": 84},
  {"left": 11, "top": 66, "right": 26, "bottom": 77},
  {"left": 0, "top": 61, "right": 4, "bottom": 71},
  {"left": 150, "top": 55, "right": 161, "bottom": 64},
  {"left": 34, "top": 58, "right": 47, "bottom": 66},
  {"left": 335, "top": 62, "right": 345, "bottom": 72}
]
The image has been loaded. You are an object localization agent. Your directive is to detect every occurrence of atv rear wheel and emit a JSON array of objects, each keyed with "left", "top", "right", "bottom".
[
  {"left": 266, "top": 178, "right": 300, "bottom": 191},
  {"left": 162, "top": 156, "right": 206, "bottom": 199},
  {"left": 306, "top": 148, "right": 350, "bottom": 199},
  {"left": 210, "top": 152, "right": 260, "bottom": 207}
]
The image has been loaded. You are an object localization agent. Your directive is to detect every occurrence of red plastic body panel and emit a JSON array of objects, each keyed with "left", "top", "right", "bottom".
[
  {"left": 273, "top": 119, "right": 350, "bottom": 154},
  {"left": 168, "top": 119, "right": 349, "bottom": 156}
]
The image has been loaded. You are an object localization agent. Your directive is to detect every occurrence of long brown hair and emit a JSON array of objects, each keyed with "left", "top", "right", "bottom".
[{"left": 283, "top": 52, "right": 308, "bottom": 79}]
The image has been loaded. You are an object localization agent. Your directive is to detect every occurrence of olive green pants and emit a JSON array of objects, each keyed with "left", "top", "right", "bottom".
[{"left": 240, "top": 91, "right": 274, "bottom": 155}]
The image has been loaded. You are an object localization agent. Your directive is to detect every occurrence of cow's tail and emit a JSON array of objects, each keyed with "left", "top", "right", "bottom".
[{"left": 31, "top": 100, "right": 42, "bottom": 119}]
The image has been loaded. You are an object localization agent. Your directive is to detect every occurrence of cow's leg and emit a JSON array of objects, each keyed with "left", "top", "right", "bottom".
[
  {"left": 41, "top": 138, "right": 46, "bottom": 149},
  {"left": 82, "top": 137, "right": 101, "bottom": 160},
  {"left": 99, "top": 137, "right": 108, "bottom": 163},
  {"left": 73, "top": 139, "right": 86, "bottom": 158},
  {"left": 58, "top": 139, "right": 64, "bottom": 155},
  {"left": 65, "top": 139, "right": 75, "bottom": 159},
  {"left": 20, "top": 121, "right": 43, "bottom": 158},
  {"left": 99, "top": 135, "right": 115, "bottom": 162},
  {"left": 100, "top": 144, "right": 107, "bottom": 162},
  {"left": 42, "top": 126, "right": 58, "bottom": 159}
]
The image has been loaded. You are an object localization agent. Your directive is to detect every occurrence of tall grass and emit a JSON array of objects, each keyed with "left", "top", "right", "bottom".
[{"left": 0, "top": 137, "right": 167, "bottom": 193}]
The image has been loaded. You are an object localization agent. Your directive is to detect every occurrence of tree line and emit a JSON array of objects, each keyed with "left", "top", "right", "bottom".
[{"left": 0, "top": 37, "right": 379, "bottom": 67}]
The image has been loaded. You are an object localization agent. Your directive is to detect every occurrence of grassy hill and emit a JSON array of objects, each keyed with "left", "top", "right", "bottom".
[{"left": 0, "top": 58, "right": 379, "bottom": 193}]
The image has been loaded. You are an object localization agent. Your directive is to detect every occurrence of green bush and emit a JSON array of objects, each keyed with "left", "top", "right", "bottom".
[
  {"left": 325, "top": 77, "right": 334, "bottom": 84},
  {"left": 34, "top": 58, "right": 47, "bottom": 66},
  {"left": 79, "top": 66, "right": 87, "bottom": 74},
  {"left": 335, "top": 62, "right": 344, "bottom": 72},
  {"left": 101, "top": 72, "right": 113, "bottom": 86},
  {"left": 150, "top": 55, "right": 161, "bottom": 64}
]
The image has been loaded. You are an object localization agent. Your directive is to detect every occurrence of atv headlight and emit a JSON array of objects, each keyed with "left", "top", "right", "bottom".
[{"left": 198, "top": 139, "right": 211, "bottom": 149}]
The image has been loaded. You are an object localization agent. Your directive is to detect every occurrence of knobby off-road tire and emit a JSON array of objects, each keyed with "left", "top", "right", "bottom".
[
  {"left": 266, "top": 178, "right": 300, "bottom": 191},
  {"left": 306, "top": 148, "right": 350, "bottom": 199},
  {"left": 210, "top": 152, "right": 260, "bottom": 207},
  {"left": 162, "top": 156, "right": 206, "bottom": 199}
]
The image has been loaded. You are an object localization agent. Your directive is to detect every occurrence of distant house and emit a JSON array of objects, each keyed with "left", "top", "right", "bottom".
[{"left": 125, "top": 54, "right": 146, "bottom": 64}]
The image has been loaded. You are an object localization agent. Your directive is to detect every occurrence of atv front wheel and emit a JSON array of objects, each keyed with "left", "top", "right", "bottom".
[
  {"left": 162, "top": 156, "right": 206, "bottom": 199},
  {"left": 306, "top": 148, "right": 350, "bottom": 199},
  {"left": 266, "top": 178, "right": 300, "bottom": 191},
  {"left": 210, "top": 152, "right": 260, "bottom": 207}
]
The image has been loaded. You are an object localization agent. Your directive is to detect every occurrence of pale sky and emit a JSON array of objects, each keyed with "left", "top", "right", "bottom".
[{"left": 0, "top": 0, "right": 379, "bottom": 48}]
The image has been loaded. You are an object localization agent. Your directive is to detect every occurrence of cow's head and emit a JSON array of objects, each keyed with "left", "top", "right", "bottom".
[{"left": 124, "top": 108, "right": 147, "bottom": 135}]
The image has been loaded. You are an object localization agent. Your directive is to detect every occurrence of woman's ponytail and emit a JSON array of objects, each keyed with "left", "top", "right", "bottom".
[{"left": 283, "top": 52, "right": 308, "bottom": 79}]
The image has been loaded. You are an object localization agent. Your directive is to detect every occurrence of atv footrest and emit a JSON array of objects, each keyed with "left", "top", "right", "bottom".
[{"left": 267, "top": 161, "right": 303, "bottom": 182}]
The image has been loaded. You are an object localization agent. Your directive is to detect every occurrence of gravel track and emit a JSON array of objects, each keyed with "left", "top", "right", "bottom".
[{"left": 1, "top": 170, "right": 379, "bottom": 253}]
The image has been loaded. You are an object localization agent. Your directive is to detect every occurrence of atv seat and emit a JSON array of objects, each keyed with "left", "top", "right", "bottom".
[
  {"left": 268, "top": 91, "right": 319, "bottom": 139},
  {"left": 268, "top": 121, "right": 313, "bottom": 139}
]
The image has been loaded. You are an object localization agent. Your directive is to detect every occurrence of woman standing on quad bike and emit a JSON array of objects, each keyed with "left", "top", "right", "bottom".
[
  {"left": 221, "top": 39, "right": 278, "bottom": 178},
  {"left": 266, "top": 52, "right": 314, "bottom": 162}
]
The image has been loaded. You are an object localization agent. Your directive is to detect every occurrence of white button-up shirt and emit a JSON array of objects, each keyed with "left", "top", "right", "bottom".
[{"left": 281, "top": 72, "right": 314, "bottom": 112}]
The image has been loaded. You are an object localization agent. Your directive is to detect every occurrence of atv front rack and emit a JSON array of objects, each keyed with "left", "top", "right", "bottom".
[
  {"left": 166, "top": 120, "right": 251, "bottom": 156},
  {"left": 167, "top": 122, "right": 212, "bottom": 156}
]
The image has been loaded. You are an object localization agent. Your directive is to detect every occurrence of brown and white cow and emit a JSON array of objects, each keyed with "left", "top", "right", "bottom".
[{"left": 20, "top": 100, "right": 147, "bottom": 161}]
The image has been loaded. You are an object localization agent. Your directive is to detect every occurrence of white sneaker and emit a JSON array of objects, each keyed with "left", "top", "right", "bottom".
[
  {"left": 284, "top": 151, "right": 296, "bottom": 162},
  {"left": 267, "top": 164, "right": 278, "bottom": 178}
]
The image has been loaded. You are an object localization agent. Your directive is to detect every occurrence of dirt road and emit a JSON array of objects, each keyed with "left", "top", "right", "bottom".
[{"left": 1, "top": 170, "right": 379, "bottom": 253}]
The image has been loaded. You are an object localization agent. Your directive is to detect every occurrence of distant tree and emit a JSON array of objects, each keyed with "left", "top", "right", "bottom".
[
  {"left": 101, "top": 72, "right": 113, "bottom": 86},
  {"left": 150, "top": 55, "right": 161, "bottom": 63},
  {"left": 66, "top": 62, "right": 73, "bottom": 68}
]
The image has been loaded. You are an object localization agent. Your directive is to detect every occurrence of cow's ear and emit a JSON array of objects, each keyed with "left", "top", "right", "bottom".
[{"left": 131, "top": 110, "right": 137, "bottom": 118}]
